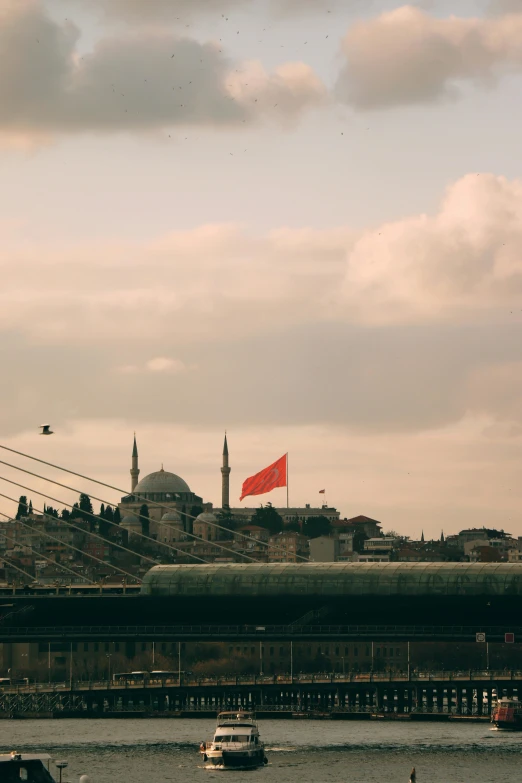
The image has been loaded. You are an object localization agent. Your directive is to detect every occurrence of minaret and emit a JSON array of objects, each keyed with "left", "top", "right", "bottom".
[
  {"left": 131, "top": 433, "right": 140, "bottom": 493},
  {"left": 221, "top": 433, "right": 231, "bottom": 509}
]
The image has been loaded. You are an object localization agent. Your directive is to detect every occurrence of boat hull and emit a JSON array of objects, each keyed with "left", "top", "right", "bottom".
[
  {"left": 203, "top": 750, "right": 267, "bottom": 769},
  {"left": 491, "top": 703, "right": 522, "bottom": 730}
]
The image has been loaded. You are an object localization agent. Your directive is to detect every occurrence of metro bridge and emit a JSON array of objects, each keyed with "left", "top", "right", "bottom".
[{"left": 2, "top": 563, "right": 522, "bottom": 644}]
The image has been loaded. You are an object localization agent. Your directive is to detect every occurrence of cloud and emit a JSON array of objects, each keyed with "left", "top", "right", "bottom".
[
  {"left": 2, "top": 173, "right": 522, "bottom": 444},
  {"left": 0, "top": 1, "right": 324, "bottom": 142},
  {"left": 145, "top": 357, "right": 193, "bottom": 373},
  {"left": 115, "top": 357, "right": 194, "bottom": 374},
  {"left": 2, "top": 173, "right": 522, "bottom": 350},
  {"left": 71, "top": 0, "right": 348, "bottom": 21},
  {"left": 488, "top": 0, "right": 522, "bottom": 13},
  {"left": 338, "top": 173, "right": 522, "bottom": 321},
  {"left": 336, "top": 5, "right": 522, "bottom": 108}
]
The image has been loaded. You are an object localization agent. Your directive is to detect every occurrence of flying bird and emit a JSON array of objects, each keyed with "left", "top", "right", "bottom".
[{"left": 39, "top": 424, "right": 54, "bottom": 435}]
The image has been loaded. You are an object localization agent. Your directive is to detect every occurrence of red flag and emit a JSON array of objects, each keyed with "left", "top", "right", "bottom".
[
  {"left": 319, "top": 489, "right": 325, "bottom": 494},
  {"left": 240, "top": 454, "right": 287, "bottom": 502}
]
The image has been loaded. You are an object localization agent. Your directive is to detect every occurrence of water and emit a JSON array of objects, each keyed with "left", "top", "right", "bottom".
[{"left": 1, "top": 719, "right": 520, "bottom": 783}]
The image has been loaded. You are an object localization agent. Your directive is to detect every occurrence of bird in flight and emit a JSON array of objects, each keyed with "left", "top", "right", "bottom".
[{"left": 39, "top": 424, "right": 54, "bottom": 435}]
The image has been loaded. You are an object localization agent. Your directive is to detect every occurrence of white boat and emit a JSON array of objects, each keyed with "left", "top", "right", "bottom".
[
  {"left": 200, "top": 711, "right": 268, "bottom": 770},
  {"left": 0, "top": 752, "right": 60, "bottom": 783}
]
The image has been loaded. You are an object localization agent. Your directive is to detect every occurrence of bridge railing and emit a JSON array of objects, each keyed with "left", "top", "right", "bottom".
[
  {"left": 2, "top": 670, "right": 522, "bottom": 694},
  {"left": 1, "top": 623, "right": 521, "bottom": 639}
]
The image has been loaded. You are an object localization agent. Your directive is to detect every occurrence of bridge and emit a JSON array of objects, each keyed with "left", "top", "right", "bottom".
[
  {"left": 0, "top": 623, "right": 519, "bottom": 643},
  {"left": 0, "top": 670, "right": 517, "bottom": 718}
]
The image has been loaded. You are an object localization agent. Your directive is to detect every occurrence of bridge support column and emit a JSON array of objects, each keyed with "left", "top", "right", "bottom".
[
  {"left": 487, "top": 688, "right": 493, "bottom": 716},
  {"left": 456, "top": 687, "right": 462, "bottom": 715}
]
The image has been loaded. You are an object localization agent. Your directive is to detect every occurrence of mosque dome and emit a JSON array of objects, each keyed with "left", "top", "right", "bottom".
[
  {"left": 121, "top": 513, "right": 141, "bottom": 531},
  {"left": 134, "top": 467, "right": 190, "bottom": 496},
  {"left": 196, "top": 512, "right": 217, "bottom": 524},
  {"left": 161, "top": 510, "right": 182, "bottom": 524}
]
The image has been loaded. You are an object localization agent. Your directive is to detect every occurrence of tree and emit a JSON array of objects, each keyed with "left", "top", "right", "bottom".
[
  {"left": 285, "top": 520, "right": 301, "bottom": 533},
  {"left": 28, "top": 500, "right": 33, "bottom": 515},
  {"left": 216, "top": 507, "right": 235, "bottom": 540},
  {"left": 139, "top": 504, "right": 150, "bottom": 537},
  {"left": 78, "top": 493, "right": 95, "bottom": 531},
  {"left": 302, "top": 516, "right": 331, "bottom": 539},
  {"left": 61, "top": 509, "right": 71, "bottom": 521},
  {"left": 113, "top": 507, "right": 121, "bottom": 525},
  {"left": 250, "top": 503, "right": 284, "bottom": 535},
  {"left": 15, "top": 496, "right": 28, "bottom": 520},
  {"left": 105, "top": 506, "right": 114, "bottom": 523},
  {"left": 98, "top": 503, "right": 110, "bottom": 539}
]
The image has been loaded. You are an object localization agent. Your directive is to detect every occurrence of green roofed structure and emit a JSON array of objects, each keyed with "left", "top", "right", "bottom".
[{"left": 141, "top": 562, "right": 522, "bottom": 598}]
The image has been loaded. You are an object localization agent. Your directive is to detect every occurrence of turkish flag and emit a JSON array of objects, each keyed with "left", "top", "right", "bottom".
[{"left": 240, "top": 454, "right": 287, "bottom": 502}]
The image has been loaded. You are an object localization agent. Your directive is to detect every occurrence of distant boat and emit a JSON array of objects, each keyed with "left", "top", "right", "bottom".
[
  {"left": 491, "top": 697, "right": 522, "bottom": 730},
  {"left": 200, "top": 711, "right": 268, "bottom": 769}
]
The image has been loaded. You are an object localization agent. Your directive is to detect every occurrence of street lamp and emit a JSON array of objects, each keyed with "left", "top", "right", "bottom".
[
  {"left": 342, "top": 657, "right": 345, "bottom": 675},
  {"left": 55, "top": 761, "right": 68, "bottom": 783},
  {"left": 106, "top": 653, "right": 112, "bottom": 683}
]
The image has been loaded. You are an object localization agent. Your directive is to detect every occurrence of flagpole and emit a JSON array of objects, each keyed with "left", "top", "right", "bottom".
[{"left": 286, "top": 452, "right": 289, "bottom": 509}]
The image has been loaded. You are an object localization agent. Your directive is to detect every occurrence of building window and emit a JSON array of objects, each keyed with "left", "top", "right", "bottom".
[
  {"left": 354, "top": 647, "right": 358, "bottom": 657},
  {"left": 94, "top": 643, "right": 99, "bottom": 652},
  {"left": 335, "top": 647, "right": 340, "bottom": 657},
  {"left": 54, "top": 656, "right": 66, "bottom": 665},
  {"left": 141, "top": 643, "right": 146, "bottom": 651},
  {"left": 345, "top": 646, "right": 349, "bottom": 656},
  {"left": 251, "top": 647, "right": 255, "bottom": 655},
  {"left": 396, "top": 649, "right": 401, "bottom": 657},
  {"left": 84, "top": 643, "right": 89, "bottom": 652},
  {"left": 269, "top": 647, "right": 274, "bottom": 656},
  {"left": 376, "top": 649, "right": 381, "bottom": 657},
  {"left": 105, "top": 643, "right": 109, "bottom": 652},
  {"left": 279, "top": 647, "right": 284, "bottom": 656}
]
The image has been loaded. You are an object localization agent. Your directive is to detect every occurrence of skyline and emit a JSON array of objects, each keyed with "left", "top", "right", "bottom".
[{"left": 2, "top": 0, "right": 522, "bottom": 537}]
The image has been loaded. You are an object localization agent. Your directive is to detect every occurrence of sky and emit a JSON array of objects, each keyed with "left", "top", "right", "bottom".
[{"left": 2, "top": 0, "right": 522, "bottom": 538}]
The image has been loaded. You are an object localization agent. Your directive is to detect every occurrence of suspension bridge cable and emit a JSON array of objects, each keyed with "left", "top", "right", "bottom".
[
  {"left": 0, "top": 511, "right": 97, "bottom": 584},
  {"left": 0, "top": 553, "right": 37, "bottom": 583},
  {"left": 0, "top": 490, "right": 142, "bottom": 582},
  {"left": 0, "top": 478, "right": 166, "bottom": 570},
  {"left": 0, "top": 445, "right": 309, "bottom": 561},
  {"left": 0, "top": 459, "right": 256, "bottom": 563}
]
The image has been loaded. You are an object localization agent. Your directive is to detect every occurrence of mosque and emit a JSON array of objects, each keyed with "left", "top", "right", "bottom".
[
  {"left": 117, "top": 435, "right": 230, "bottom": 544},
  {"left": 118, "top": 434, "right": 339, "bottom": 545}
]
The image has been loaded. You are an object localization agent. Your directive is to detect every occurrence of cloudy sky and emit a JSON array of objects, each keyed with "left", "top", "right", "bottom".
[{"left": 2, "top": 0, "right": 522, "bottom": 538}]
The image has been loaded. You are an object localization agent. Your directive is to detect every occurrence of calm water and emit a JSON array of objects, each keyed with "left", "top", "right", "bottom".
[{"left": 2, "top": 718, "right": 521, "bottom": 783}]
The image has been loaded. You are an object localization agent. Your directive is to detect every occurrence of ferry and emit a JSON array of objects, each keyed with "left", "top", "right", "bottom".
[
  {"left": 491, "top": 697, "right": 522, "bottom": 730},
  {"left": 0, "top": 752, "right": 62, "bottom": 783},
  {"left": 200, "top": 711, "right": 268, "bottom": 769}
]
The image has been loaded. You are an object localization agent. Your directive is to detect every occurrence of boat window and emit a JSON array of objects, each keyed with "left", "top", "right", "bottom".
[
  {"left": 234, "top": 735, "right": 249, "bottom": 743},
  {"left": 216, "top": 735, "right": 231, "bottom": 742}
]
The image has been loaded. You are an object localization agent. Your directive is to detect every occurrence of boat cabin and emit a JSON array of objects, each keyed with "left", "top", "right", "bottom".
[
  {"left": 0, "top": 754, "right": 56, "bottom": 783},
  {"left": 212, "top": 712, "right": 260, "bottom": 748}
]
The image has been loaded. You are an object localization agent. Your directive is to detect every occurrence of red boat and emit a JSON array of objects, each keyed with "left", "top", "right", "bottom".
[{"left": 491, "top": 698, "right": 522, "bottom": 729}]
